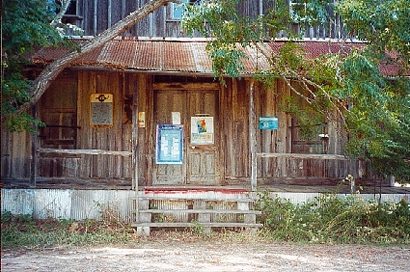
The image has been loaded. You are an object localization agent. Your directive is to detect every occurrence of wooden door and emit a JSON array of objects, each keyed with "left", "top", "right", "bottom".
[
  {"left": 186, "top": 91, "right": 219, "bottom": 185},
  {"left": 154, "top": 90, "right": 186, "bottom": 185},
  {"left": 153, "top": 89, "right": 219, "bottom": 185}
]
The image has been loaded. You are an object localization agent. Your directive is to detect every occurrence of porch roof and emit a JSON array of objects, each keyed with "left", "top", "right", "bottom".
[{"left": 31, "top": 39, "right": 405, "bottom": 76}]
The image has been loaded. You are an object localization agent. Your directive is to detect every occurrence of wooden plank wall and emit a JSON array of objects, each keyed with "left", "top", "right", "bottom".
[
  {"left": 258, "top": 79, "right": 386, "bottom": 185},
  {"left": 222, "top": 78, "right": 250, "bottom": 183},
  {"left": 1, "top": 130, "right": 32, "bottom": 179},
  {"left": 254, "top": 78, "right": 351, "bottom": 184},
  {"left": 77, "top": 71, "right": 124, "bottom": 180},
  {"left": 222, "top": 78, "right": 363, "bottom": 185},
  {"left": 78, "top": 0, "right": 182, "bottom": 37},
  {"left": 76, "top": 71, "right": 152, "bottom": 185},
  {"left": 1, "top": 71, "right": 385, "bottom": 186},
  {"left": 22, "top": 71, "right": 154, "bottom": 185},
  {"left": 73, "top": 0, "right": 348, "bottom": 39},
  {"left": 134, "top": 74, "right": 154, "bottom": 185}
]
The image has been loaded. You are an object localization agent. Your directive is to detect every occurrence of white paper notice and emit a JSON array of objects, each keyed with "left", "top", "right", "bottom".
[{"left": 172, "top": 112, "right": 181, "bottom": 125}]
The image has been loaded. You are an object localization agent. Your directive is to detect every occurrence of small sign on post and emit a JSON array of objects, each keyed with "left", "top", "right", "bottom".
[
  {"left": 258, "top": 116, "right": 278, "bottom": 130},
  {"left": 138, "top": 112, "right": 146, "bottom": 128}
]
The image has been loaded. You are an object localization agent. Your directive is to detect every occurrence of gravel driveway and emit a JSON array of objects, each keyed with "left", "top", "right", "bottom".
[{"left": 2, "top": 238, "right": 410, "bottom": 272}]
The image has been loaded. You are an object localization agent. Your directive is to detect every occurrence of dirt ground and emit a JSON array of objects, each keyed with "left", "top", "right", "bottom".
[{"left": 2, "top": 235, "right": 410, "bottom": 272}]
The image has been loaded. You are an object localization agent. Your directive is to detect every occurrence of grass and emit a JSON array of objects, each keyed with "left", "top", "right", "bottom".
[{"left": 2, "top": 194, "right": 410, "bottom": 249}]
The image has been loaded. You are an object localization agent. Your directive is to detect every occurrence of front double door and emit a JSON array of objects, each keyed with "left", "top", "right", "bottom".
[{"left": 153, "top": 89, "right": 220, "bottom": 185}]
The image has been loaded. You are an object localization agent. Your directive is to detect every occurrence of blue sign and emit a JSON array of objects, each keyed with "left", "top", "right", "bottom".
[
  {"left": 258, "top": 117, "right": 278, "bottom": 130},
  {"left": 156, "top": 124, "right": 184, "bottom": 164}
]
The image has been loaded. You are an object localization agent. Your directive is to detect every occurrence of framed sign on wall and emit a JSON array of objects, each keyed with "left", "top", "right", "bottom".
[
  {"left": 191, "top": 116, "right": 214, "bottom": 145},
  {"left": 156, "top": 124, "right": 184, "bottom": 165},
  {"left": 90, "top": 93, "right": 113, "bottom": 126}
]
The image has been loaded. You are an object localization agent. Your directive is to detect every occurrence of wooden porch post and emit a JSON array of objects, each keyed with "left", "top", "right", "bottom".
[
  {"left": 30, "top": 105, "right": 38, "bottom": 187},
  {"left": 132, "top": 85, "right": 139, "bottom": 190},
  {"left": 132, "top": 75, "right": 139, "bottom": 222},
  {"left": 249, "top": 80, "right": 257, "bottom": 191}
]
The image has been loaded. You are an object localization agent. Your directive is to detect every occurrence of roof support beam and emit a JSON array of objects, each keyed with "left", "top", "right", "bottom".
[{"left": 248, "top": 79, "right": 257, "bottom": 191}]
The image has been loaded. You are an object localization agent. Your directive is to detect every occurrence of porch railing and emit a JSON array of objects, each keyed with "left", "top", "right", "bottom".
[{"left": 252, "top": 152, "right": 349, "bottom": 191}]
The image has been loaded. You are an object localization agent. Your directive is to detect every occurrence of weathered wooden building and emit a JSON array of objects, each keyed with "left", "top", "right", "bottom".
[
  {"left": 3, "top": 38, "right": 375, "bottom": 189},
  {"left": 1, "top": 0, "right": 368, "bottom": 187},
  {"left": 2, "top": 0, "right": 399, "bottom": 233}
]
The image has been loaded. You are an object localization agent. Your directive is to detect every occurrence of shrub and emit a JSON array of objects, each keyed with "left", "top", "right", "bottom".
[{"left": 256, "top": 192, "right": 410, "bottom": 244}]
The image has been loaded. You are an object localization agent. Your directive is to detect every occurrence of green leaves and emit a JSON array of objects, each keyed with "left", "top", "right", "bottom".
[
  {"left": 183, "top": 0, "right": 410, "bottom": 181},
  {"left": 337, "top": 0, "right": 410, "bottom": 68},
  {"left": 2, "top": 0, "right": 64, "bottom": 132},
  {"left": 257, "top": 193, "right": 410, "bottom": 243},
  {"left": 206, "top": 42, "right": 244, "bottom": 77}
]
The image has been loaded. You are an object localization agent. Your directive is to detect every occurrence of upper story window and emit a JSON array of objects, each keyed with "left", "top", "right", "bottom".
[
  {"left": 52, "top": 0, "right": 78, "bottom": 15},
  {"left": 171, "top": 0, "right": 199, "bottom": 20},
  {"left": 289, "top": 1, "right": 308, "bottom": 23},
  {"left": 64, "top": 0, "right": 77, "bottom": 15},
  {"left": 61, "top": 0, "right": 83, "bottom": 26}
]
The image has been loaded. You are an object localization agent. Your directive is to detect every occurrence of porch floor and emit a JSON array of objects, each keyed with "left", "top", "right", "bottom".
[{"left": 2, "top": 179, "right": 410, "bottom": 194}]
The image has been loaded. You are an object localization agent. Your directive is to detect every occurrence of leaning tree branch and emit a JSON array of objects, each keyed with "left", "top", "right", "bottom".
[
  {"left": 20, "top": 0, "right": 179, "bottom": 113},
  {"left": 253, "top": 42, "right": 314, "bottom": 105},
  {"left": 253, "top": 41, "right": 348, "bottom": 128},
  {"left": 50, "top": 0, "right": 72, "bottom": 27}
]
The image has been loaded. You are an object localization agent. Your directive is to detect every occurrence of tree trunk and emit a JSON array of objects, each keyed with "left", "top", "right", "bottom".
[{"left": 21, "top": 0, "right": 177, "bottom": 112}]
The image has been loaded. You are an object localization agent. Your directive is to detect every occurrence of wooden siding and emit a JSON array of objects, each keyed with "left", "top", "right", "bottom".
[
  {"left": 222, "top": 78, "right": 376, "bottom": 185},
  {"left": 1, "top": 130, "right": 32, "bottom": 179},
  {"left": 1, "top": 71, "right": 386, "bottom": 187},
  {"left": 72, "top": 0, "right": 347, "bottom": 39},
  {"left": 222, "top": 78, "right": 250, "bottom": 182}
]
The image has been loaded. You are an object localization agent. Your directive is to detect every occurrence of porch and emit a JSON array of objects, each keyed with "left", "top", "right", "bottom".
[{"left": 2, "top": 179, "right": 409, "bottom": 194}]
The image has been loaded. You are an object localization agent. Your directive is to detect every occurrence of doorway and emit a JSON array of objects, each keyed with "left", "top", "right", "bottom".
[{"left": 153, "top": 89, "right": 220, "bottom": 185}]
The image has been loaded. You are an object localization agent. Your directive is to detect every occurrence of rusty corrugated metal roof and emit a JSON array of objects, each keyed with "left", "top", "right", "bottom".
[
  {"left": 32, "top": 47, "right": 70, "bottom": 64},
  {"left": 31, "top": 39, "right": 407, "bottom": 76},
  {"left": 31, "top": 40, "right": 269, "bottom": 74},
  {"left": 268, "top": 41, "right": 363, "bottom": 58}
]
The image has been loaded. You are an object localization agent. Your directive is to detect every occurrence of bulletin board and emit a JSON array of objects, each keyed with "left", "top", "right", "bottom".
[{"left": 156, "top": 124, "right": 184, "bottom": 164}]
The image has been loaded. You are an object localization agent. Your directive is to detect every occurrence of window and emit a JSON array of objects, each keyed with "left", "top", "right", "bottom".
[
  {"left": 171, "top": 0, "right": 199, "bottom": 20},
  {"left": 289, "top": 1, "right": 307, "bottom": 23},
  {"left": 52, "top": 0, "right": 77, "bottom": 15},
  {"left": 65, "top": 0, "right": 77, "bottom": 15},
  {"left": 39, "top": 78, "right": 77, "bottom": 149}
]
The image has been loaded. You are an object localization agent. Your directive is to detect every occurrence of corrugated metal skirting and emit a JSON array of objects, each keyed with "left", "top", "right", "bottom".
[
  {"left": 2, "top": 189, "right": 409, "bottom": 223},
  {"left": 1, "top": 189, "right": 136, "bottom": 223}
]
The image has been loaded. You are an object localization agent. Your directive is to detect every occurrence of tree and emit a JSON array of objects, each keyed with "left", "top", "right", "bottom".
[
  {"left": 1, "top": 0, "right": 176, "bottom": 131},
  {"left": 182, "top": 0, "right": 410, "bottom": 181},
  {"left": 1, "top": 0, "right": 63, "bottom": 131}
]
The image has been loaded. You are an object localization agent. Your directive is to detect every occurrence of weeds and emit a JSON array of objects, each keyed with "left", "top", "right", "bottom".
[
  {"left": 1, "top": 210, "right": 137, "bottom": 249},
  {"left": 2, "top": 194, "right": 409, "bottom": 248},
  {"left": 256, "top": 192, "right": 410, "bottom": 244},
  {"left": 190, "top": 220, "right": 206, "bottom": 236}
]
